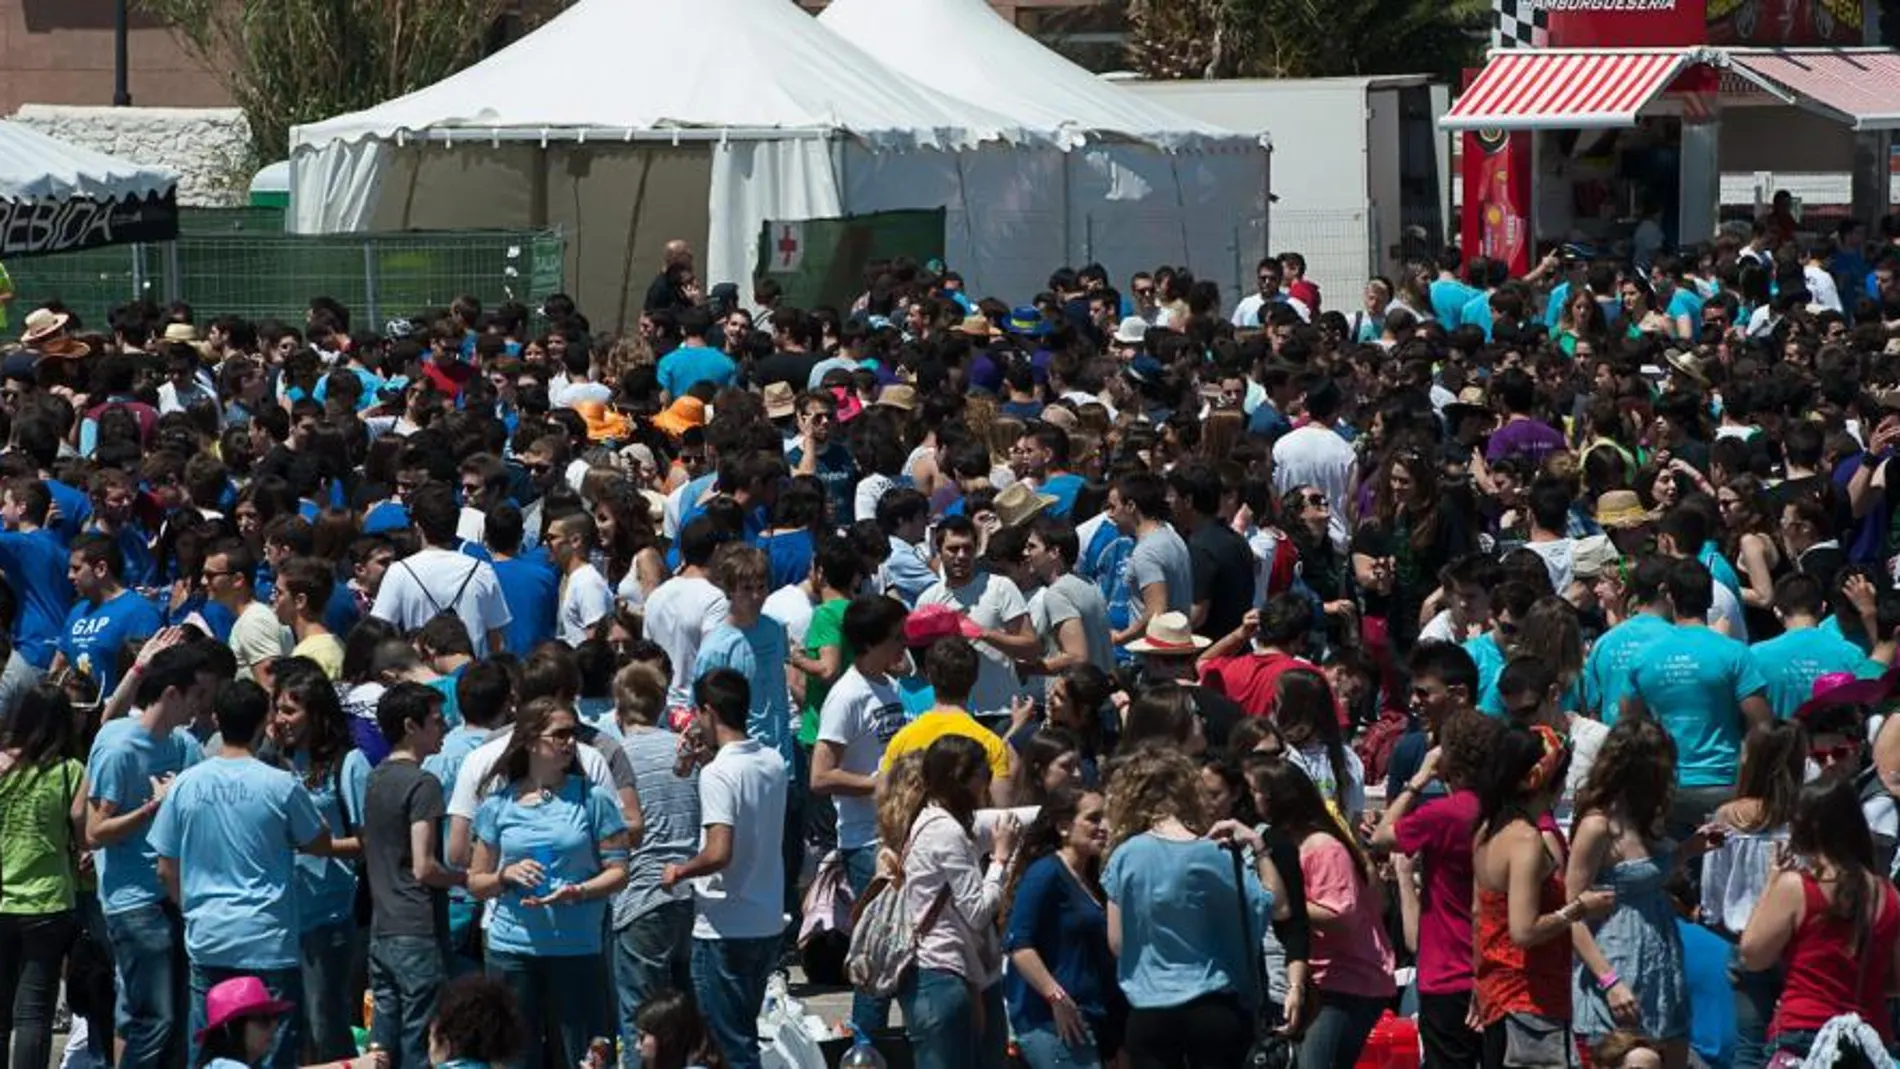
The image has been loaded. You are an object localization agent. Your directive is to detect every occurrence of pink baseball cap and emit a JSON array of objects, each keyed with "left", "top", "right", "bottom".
[{"left": 904, "top": 604, "right": 982, "bottom": 647}]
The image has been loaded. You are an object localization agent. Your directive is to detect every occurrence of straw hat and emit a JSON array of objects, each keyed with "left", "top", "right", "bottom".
[
  {"left": 20, "top": 309, "right": 69, "bottom": 345},
  {"left": 993, "top": 481, "right": 1057, "bottom": 528},
  {"left": 1595, "top": 490, "right": 1656, "bottom": 530},
  {"left": 1664, "top": 348, "right": 1707, "bottom": 385},
  {"left": 1122, "top": 611, "right": 1212, "bottom": 654},
  {"left": 955, "top": 314, "right": 998, "bottom": 340},
  {"left": 875, "top": 384, "right": 917, "bottom": 412},
  {"left": 762, "top": 381, "right": 797, "bottom": 420},
  {"left": 1443, "top": 385, "right": 1492, "bottom": 427}
]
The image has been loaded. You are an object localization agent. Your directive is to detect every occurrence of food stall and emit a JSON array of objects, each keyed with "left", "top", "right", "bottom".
[{"left": 1444, "top": 0, "right": 1900, "bottom": 272}]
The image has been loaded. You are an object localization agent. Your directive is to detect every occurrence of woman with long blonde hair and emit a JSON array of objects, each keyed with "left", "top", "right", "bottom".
[{"left": 1102, "top": 749, "right": 1293, "bottom": 1068}]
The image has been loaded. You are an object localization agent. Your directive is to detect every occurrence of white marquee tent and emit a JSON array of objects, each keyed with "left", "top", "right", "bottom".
[
  {"left": 819, "top": 0, "right": 1271, "bottom": 303},
  {"left": 289, "top": 0, "right": 1267, "bottom": 322},
  {"left": 0, "top": 121, "right": 179, "bottom": 256}
]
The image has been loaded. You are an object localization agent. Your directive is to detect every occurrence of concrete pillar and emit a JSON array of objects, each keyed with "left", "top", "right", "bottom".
[
  {"left": 1679, "top": 115, "right": 1721, "bottom": 246},
  {"left": 1852, "top": 129, "right": 1894, "bottom": 226}
]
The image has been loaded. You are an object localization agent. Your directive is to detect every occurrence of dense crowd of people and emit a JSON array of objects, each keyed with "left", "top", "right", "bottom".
[{"left": 8, "top": 214, "right": 1900, "bottom": 1069}]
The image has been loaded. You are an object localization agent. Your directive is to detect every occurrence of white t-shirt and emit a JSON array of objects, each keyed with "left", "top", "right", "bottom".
[
  {"left": 456, "top": 506, "right": 486, "bottom": 545},
  {"left": 816, "top": 667, "right": 906, "bottom": 850},
  {"left": 229, "top": 600, "right": 289, "bottom": 682},
  {"left": 762, "top": 584, "right": 816, "bottom": 650},
  {"left": 1271, "top": 425, "right": 1356, "bottom": 552},
  {"left": 692, "top": 737, "right": 789, "bottom": 941},
  {"left": 1711, "top": 582, "right": 1749, "bottom": 642},
  {"left": 370, "top": 547, "right": 513, "bottom": 656},
  {"left": 445, "top": 725, "right": 617, "bottom": 822},
  {"left": 644, "top": 575, "right": 730, "bottom": 709},
  {"left": 856, "top": 474, "right": 896, "bottom": 527},
  {"left": 1804, "top": 264, "right": 1843, "bottom": 314},
  {"left": 559, "top": 563, "right": 615, "bottom": 647},
  {"left": 916, "top": 572, "right": 1030, "bottom": 719}
]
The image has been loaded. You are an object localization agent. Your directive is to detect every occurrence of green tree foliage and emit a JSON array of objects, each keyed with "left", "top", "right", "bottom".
[
  {"left": 1127, "top": 0, "right": 1487, "bottom": 81},
  {"left": 138, "top": 0, "right": 525, "bottom": 162}
]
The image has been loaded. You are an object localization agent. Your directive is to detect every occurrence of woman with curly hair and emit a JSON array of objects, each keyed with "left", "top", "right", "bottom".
[
  {"left": 1002, "top": 786, "right": 1123, "bottom": 1069},
  {"left": 1102, "top": 749, "right": 1294, "bottom": 1069},
  {"left": 428, "top": 974, "right": 526, "bottom": 1068},
  {"left": 268, "top": 656, "right": 371, "bottom": 1061},
  {"left": 1567, "top": 716, "right": 1720, "bottom": 1068}
]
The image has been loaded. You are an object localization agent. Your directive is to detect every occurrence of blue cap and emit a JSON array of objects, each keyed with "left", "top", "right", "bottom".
[
  {"left": 2, "top": 351, "right": 37, "bottom": 383},
  {"left": 1124, "top": 354, "right": 1165, "bottom": 384},
  {"left": 1005, "top": 305, "right": 1050, "bottom": 337}
]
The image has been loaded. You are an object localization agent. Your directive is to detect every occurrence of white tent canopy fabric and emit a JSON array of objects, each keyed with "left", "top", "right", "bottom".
[
  {"left": 292, "top": 0, "right": 1037, "bottom": 153},
  {"left": 0, "top": 121, "right": 175, "bottom": 203},
  {"left": 288, "top": 0, "right": 1268, "bottom": 321},
  {"left": 819, "top": 0, "right": 1258, "bottom": 152}
]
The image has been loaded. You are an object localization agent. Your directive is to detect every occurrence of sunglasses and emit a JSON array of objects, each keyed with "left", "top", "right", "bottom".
[
  {"left": 1810, "top": 741, "right": 1859, "bottom": 766},
  {"left": 542, "top": 726, "right": 578, "bottom": 742},
  {"left": 524, "top": 462, "right": 553, "bottom": 476}
]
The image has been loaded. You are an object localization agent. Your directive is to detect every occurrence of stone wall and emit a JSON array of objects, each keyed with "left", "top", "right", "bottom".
[{"left": 9, "top": 104, "right": 252, "bottom": 208}]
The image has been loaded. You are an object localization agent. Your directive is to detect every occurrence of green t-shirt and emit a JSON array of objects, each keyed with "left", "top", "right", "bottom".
[
  {"left": 797, "top": 598, "right": 853, "bottom": 747},
  {"left": 0, "top": 757, "right": 83, "bottom": 914}
]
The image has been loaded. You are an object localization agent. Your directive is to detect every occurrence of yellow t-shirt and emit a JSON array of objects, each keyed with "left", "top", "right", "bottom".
[
  {"left": 292, "top": 632, "right": 345, "bottom": 680},
  {"left": 880, "top": 708, "right": 1012, "bottom": 782}
]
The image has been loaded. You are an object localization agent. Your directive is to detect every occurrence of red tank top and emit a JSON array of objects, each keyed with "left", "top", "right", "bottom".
[
  {"left": 1474, "top": 879, "right": 1571, "bottom": 1025},
  {"left": 1772, "top": 872, "right": 1899, "bottom": 1040}
]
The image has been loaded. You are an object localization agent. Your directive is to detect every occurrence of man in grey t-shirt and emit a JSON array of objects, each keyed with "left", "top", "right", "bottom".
[
  {"left": 1106, "top": 471, "right": 1193, "bottom": 646},
  {"left": 363, "top": 684, "right": 463, "bottom": 1069},
  {"left": 606, "top": 663, "right": 702, "bottom": 1057},
  {"left": 1019, "top": 519, "right": 1116, "bottom": 676}
]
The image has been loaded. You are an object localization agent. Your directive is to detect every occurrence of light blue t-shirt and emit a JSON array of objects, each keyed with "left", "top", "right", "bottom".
[
  {"left": 1584, "top": 613, "right": 1674, "bottom": 724},
  {"left": 148, "top": 755, "right": 325, "bottom": 969},
  {"left": 1461, "top": 291, "right": 1494, "bottom": 340},
  {"left": 61, "top": 589, "right": 163, "bottom": 697},
  {"left": 86, "top": 717, "right": 205, "bottom": 915},
  {"left": 1749, "top": 626, "right": 1882, "bottom": 719},
  {"left": 472, "top": 773, "right": 627, "bottom": 957},
  {"left": 1629, "top": 627, "right": 1766, "bottom": 788},
  {"left": 288, "top": 748, "right": 370, "bottom": 932},
  {"left": 0, "top": 527, "right": 74, "bottom": 669},
  {"left": 695, "top": 618, "right": 794, "bottom": 767},
  {"left": 1430, "top": 278, "right": 1479, "bottom": 328},
  {"left": 1100, "top": 833, "right": 1273, "bottom": 1010},
  {"left": 1543, "top": 281, "right": 1572, "bottom": 331},
  {"left": 1666, "top": 288, "right": 1706, "bottom": 341},
  {"left": 422, "top": 725, "right": 493, "bottom": 909},
  {"left": 1699, "top": 543, "right": 1744, "bottom": 606},
  {"left": 656, "top": 345, "right": 737, "bottom": 400}
]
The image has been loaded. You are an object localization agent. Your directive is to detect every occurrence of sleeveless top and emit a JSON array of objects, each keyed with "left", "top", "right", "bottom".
[
  {"left": 1772, "top": 872, "right": 1900, "bottom": 1040},
  {"left": 1475, "top": 877, "right": 1572, "bottom": 1025}
]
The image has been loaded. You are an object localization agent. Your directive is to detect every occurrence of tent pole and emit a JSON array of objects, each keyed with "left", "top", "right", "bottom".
[{"left": 613, "top": 148, "right": 658, "bottom": 336}]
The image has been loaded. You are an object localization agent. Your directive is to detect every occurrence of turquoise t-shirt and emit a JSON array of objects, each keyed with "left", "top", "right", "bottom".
[
  {"left": 86, "top": 718, "right": 204, "bottom": 915},
  {"left": 1100, "top": 833, "right": 1273, "bottom": 1010},
  {"left": 61, "top": 588, "right": 163, "bottom": 697},
  {"left": 1465, "top": 632, "right": 1506, "bottom": 714},
  {"left": 1698, "top": 542, "right": 1743, "bottom": 605},
  {"left": 289, "top": 748, "right": 370, "bottom": 933},
  {"left": 1749, "top": 627, "right": 1882, "bottom": 719},
  {"left": 1584, "top": 614, "right": 1674, "bottom": 724},
  {"left": 696, "top": 618, "right": 793, "bottom": 767},
  {"left": 148, "top": 755, "right": 325, "bottom": 970},
  {"left": 472, "top": 773, "right": 626, "bottom": 957},
  {"left": 1629, "top": 627, "right": 1766, "bottom": 788},
  {"left": 1666, "top": 288, "right": 1706, "bottom": 340}
]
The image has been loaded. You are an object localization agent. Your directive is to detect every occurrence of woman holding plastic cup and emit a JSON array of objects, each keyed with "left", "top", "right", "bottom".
[{"left": 466, "top": 697, "right": 630, "bottom": 1068}]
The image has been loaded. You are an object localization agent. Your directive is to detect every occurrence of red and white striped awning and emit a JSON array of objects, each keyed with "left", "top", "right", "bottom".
[
  {"left": 1726, "top": 50, "right": 1900, "bottom": 131},
  {"left": 1442, "top": 50, "right": 1704, "bottom": 131}
]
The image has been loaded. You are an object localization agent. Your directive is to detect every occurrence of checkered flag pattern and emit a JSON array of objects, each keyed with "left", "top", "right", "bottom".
[{"left": 1492, "top": 0, "right": 1550, "bottom": 48}]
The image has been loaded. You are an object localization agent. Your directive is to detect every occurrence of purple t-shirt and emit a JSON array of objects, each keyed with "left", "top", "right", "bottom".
[{"left": 1485, "top": 417, "right": 1567, "bottom": 466}]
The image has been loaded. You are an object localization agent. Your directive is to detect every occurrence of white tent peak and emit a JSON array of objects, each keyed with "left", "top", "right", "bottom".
[
  {"left": 818, "top": 0, "right": 1263, "bottom": 152},
  {"left": 290, "top": 0, "right": 1042, "bottom": 154},
  {"left": 0, "top": 120, "right": 177, "bottom": 203}
]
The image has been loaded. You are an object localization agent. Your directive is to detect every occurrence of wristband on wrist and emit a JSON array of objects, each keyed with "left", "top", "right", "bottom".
[{"left": 1596, "top": 970, "right": 1620, "bottom": 992}]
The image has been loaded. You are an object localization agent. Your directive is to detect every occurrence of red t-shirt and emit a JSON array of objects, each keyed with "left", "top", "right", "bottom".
[
  {"left": 1199, "top": 651, "right": 1313, "bottom": 719},
  {"left": 1394, "top": 789, "right": 1479, "bottom": 995}
]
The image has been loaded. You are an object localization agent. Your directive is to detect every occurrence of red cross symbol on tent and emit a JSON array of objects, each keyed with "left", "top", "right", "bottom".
[{"left": 774, "top": 223, "right": 803, "bottom": 271}]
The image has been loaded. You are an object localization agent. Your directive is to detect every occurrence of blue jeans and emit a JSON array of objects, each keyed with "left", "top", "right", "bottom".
[
  {"left": 898, "top": 969, "right": 1007, "bottom": 1069},
  {"left": 1732, "top": 952, "right": 1784, "bottom": 1069},
  {"left": 691, "top": 936, "right": 779, "bottom": 1069},
  {"left": 1015, "top": 1021, "right": 1104, "bottom": 1069},
  {"left": 369, "top": 935, "right": 445, "bottom": 1069},
  {"left": 190, "top": 964, "right": 302, "bottom": 1069},
  {"left": 613, "top": 901, "right": 694, "bottom": 1063},
  {"left": 104, "top": 902, "right": 187, "bottom": 1069},
  {"left": 0, "top": 910, "right": 74, "bottom": 1069},
  {"left": 300, "top": 919, "right": 359, "bottom": 1060},
  {"left": 446, "top": 898, "right": 482, "bottom": 978},
  {"left": 487, "top": 950, "right": 609, "bottom": 1069},
  {"left": 840, "top": 844, "right": 890, "bottom": 1032},
  {"left": 1299, "top": 991, "right": 1389, "bottom": 1069}
]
